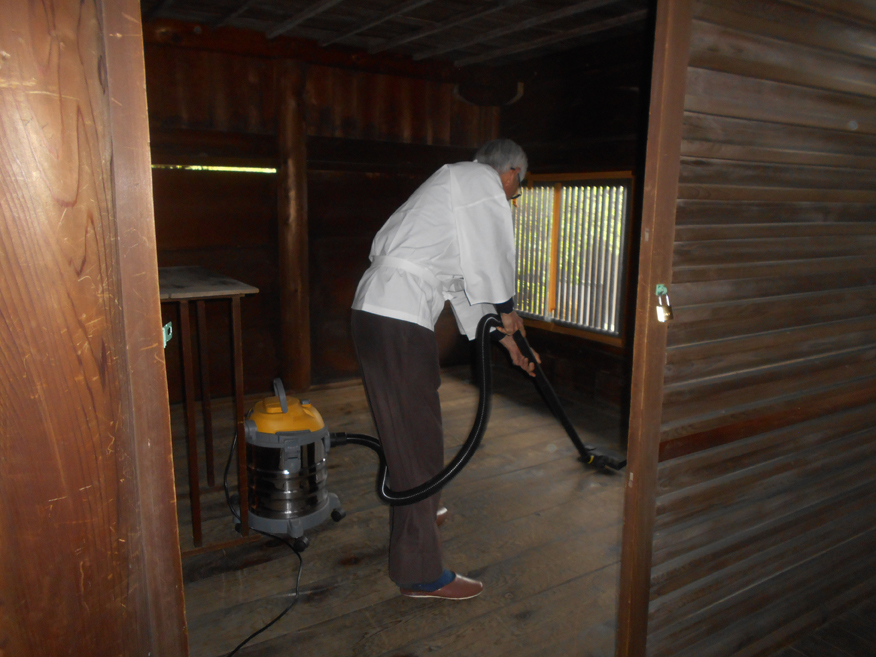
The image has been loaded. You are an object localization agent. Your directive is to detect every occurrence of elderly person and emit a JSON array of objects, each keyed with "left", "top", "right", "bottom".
[{"left": 351, "top": 139, "right": 537, "bottom": 600}]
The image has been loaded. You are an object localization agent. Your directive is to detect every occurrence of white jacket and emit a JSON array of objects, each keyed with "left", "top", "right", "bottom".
[{"left": 352, "top": 162, "right": 516, "bottom": 339}]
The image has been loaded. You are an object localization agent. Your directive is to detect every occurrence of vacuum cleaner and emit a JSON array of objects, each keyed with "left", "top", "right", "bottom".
[{"left": 229, "top": 314, "right": 626, "bottom": 549}]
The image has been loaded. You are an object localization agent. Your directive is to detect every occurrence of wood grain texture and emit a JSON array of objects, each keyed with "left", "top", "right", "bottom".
[
  {"left": 695, "top": 0, "right": 876, "bottom": 61},
  {"left": 145, "top": 45, "right": 277, "bottom": 134},
  {"left": 0, "top": 1, "right": 186, "bottom": 654},
  {"left": 644, "top": 1, "right": 876, "bottom": 655},
  {"left": 109, "top": 3, "right": 188, "bottom": 648},
  {"left": 684, "top": 67, "right": 876, "bottom": 135},
  {"left": 681, "top": 113, "right": 876, "bottom": 169},
  {"left": 659, "top": 374, "right": 876, "bottom": 456},
  {"left": 650, "top": 534, "right": 876, "bottom": 656},
  {"left": 675, "top": 200, "right": 876, "bottom": 225},
  {"left": 665, "top": 286, "right": 876, "bottom": 346},
  {"left": 649, "top": 506, "right": 876, "bottom": 629},
  {"left": 664, "top": 316, "right": 876, "bottom": 383},
  {"left": 688, "top": 18, "right": 876, "bottom": 98},
  {"left": 651, "top": 483, "right": 876, "bottom": 586}
]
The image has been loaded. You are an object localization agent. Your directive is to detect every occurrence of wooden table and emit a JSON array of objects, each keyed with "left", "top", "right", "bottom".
[{"left": 159, "top": 266, "right": 258, "bottom": 547}]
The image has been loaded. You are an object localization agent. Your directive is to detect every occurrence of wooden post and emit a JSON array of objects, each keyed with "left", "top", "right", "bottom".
[
  {"left": 0, "top": 1, "right": 187, "bottom": 654},
  {"left": 231, "top": 296, "right": 250, "bottom": 535},
  {"left": 615, "top": 1, "right": 693, "bottom": 656},
  {"left": 277, "top": 60, "right": 311, "bottom": 392},
  {"left": 180, "top": 300, "right": 203, "bottom": 546},
  {"left": 196, "top": 299, "right": 216, "bottom": 486}
]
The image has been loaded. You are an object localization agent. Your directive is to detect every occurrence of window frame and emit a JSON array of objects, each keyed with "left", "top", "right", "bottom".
[{"left": 514, "top": 170, "right": 635, "bottom": 348}]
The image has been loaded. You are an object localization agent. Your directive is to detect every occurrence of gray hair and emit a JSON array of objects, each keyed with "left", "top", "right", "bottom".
[{"left": 474, "top": 139, "right": 528, "bottom": 181}]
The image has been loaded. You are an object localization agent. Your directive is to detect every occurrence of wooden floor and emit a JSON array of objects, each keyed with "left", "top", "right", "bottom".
[{"left": 171, "top": 364, "right": 627, "bottom": 657}]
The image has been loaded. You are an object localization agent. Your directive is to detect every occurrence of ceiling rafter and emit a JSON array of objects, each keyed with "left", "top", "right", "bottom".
[
  {"left": 212, "top": 0, "right": 258, "bottom": 29},
  {"left": 413, "top": 0, "right": 623, "bottom": 60},
  {"left": 320, "top": 0, "right": 438, "bottom": 47},
  {"left": 368, "top": 0, "right": 529, "bottom": 55},
  {"left": 267, "top": 0, "right": 349, "bottom": 40},
  {"left": 455, "top": 9, "right": 647, "bottom": 66}
]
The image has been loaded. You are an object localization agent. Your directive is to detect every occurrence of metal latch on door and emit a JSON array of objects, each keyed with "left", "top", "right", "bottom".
[{"left": 655, "top": 284, "right": 673, "bottom": 323}]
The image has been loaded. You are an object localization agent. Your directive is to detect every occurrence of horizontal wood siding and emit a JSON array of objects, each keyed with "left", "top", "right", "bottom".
[
  {"left": 145, "top": 46, "right": 498, "bottom": 147},
  {"left": 648, "top": 1, "right": 876, "bottom": 655},
  {"left": 145, "top": 45, "right": 277, "bottom": 134},
  {"left": 305, "top": 64, "right": 497, "bottom": 146}
]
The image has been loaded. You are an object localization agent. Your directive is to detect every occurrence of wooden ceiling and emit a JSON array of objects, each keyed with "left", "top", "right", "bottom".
[{"left": 140, "top": 0, "right": 651, "bottom": 68}]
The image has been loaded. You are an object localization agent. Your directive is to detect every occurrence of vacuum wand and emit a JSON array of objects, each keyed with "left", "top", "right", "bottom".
[{"left": 512, "top": 331, "right": 627, "bottom": 472}]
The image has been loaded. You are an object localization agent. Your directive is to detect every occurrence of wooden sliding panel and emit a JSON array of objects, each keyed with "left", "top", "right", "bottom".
[
  {"left": 0, "top": 1, "right": 186, "bottom": 656},
  {"left": 617, "top": 0, "right": 694, "bottom": 655},
  {"left": 642, "top": 1, "right": 876, "bottom": 655}
]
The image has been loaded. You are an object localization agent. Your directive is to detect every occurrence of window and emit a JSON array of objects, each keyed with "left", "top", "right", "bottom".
[{"left": 512, "top": 172, "right": 633, "bottom": 343}]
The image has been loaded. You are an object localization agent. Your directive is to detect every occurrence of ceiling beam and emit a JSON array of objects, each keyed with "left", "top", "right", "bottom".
[
  {"left": 368, "top": 0, "right": 529, "bottom": 55},
  {"left": 455, "top": 9, "right": 647, "bottom": 66},
  {"left": 211, "top": 0, "right": 257, "bottom": 29},
  {"left": 414, "top": 0, "right": 623, "bottom": 60},
  {"left": 267, "top": 0, "right": 348, "bottom": 40},
  {"left": 320, "top": 0, "right": 437, "bottom": 47}
]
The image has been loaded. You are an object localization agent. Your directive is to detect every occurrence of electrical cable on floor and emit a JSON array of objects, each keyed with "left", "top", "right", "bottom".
[
  {"left": 223, "top": 429, "right": 305, "bottom": 657},
  {"left": 224, "top": 540, "right": 303, "bottom": 657}
]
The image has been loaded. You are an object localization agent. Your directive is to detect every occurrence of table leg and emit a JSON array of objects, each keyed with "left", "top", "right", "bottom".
[
  {"left": 180, "top": 300, "right": 202, "bottom": 547},
  {"left": 196, "top": 300, "right": 215, "bottom": 487},
  {"left": 231, "top": 295, "right": 249, "bottom": 536}
]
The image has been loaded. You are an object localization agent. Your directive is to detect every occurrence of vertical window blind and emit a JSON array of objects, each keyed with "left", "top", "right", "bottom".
[{"left": 512, "top": 174, "right": 632, "bottom": 337}]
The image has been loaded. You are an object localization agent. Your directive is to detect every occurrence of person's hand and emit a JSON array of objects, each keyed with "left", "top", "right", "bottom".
[
  {"left": 499, "top": 334, "right": 541, "bottom": 377},
  {"left": 498, "top": 310, "right": 526, "bottom": 337}
]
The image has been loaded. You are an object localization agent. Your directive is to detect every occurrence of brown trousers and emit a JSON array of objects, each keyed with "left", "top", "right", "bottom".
[{"left": 351, "top": 310, "right": 444, "bottom": 586}]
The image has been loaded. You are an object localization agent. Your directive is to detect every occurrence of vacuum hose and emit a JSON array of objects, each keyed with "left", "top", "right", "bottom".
[
  {"left": 330, "top": 313, "right": 503, "bottom": 506},
  {"left": 330, "top": 313, "right": 626, "bottom": 507}
]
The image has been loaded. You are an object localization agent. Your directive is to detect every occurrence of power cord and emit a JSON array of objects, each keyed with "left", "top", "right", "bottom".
[
  {"left": 223, "top": 426, "right": 305, "bottom": 657},
  {"left": 225, "top": 539, "right": 303, "bottom": 657}
]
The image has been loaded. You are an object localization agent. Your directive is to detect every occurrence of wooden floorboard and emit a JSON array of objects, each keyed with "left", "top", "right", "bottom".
[{"left": 171, "top": 365, "right": 626, "bottom": 657}]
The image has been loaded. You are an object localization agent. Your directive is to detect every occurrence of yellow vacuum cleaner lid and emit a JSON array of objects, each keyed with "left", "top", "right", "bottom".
[{"left": 250, "top": 395, "right": 325, "bottom": 434}]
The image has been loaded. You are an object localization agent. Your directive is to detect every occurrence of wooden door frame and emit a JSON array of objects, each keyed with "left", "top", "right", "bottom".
[
  {"left": 0, "top": 1, "right": 187, "bottom": 654},
  {"left": 104, "top": 2, "right": 189, "bottom": 650},
  {"left": 615, "top": 0, "right": 694, "bottom": 655}
]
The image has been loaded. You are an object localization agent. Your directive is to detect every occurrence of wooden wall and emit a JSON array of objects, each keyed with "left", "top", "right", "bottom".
[
  {"left": 143, "top": 27, "right": 499, "bottom": 396},
  {"left": 0, "top": 2, "right": 186, "bottom": 654},
  {"left": 623, "top": 1, "right": 876, "bottom": 655}
]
